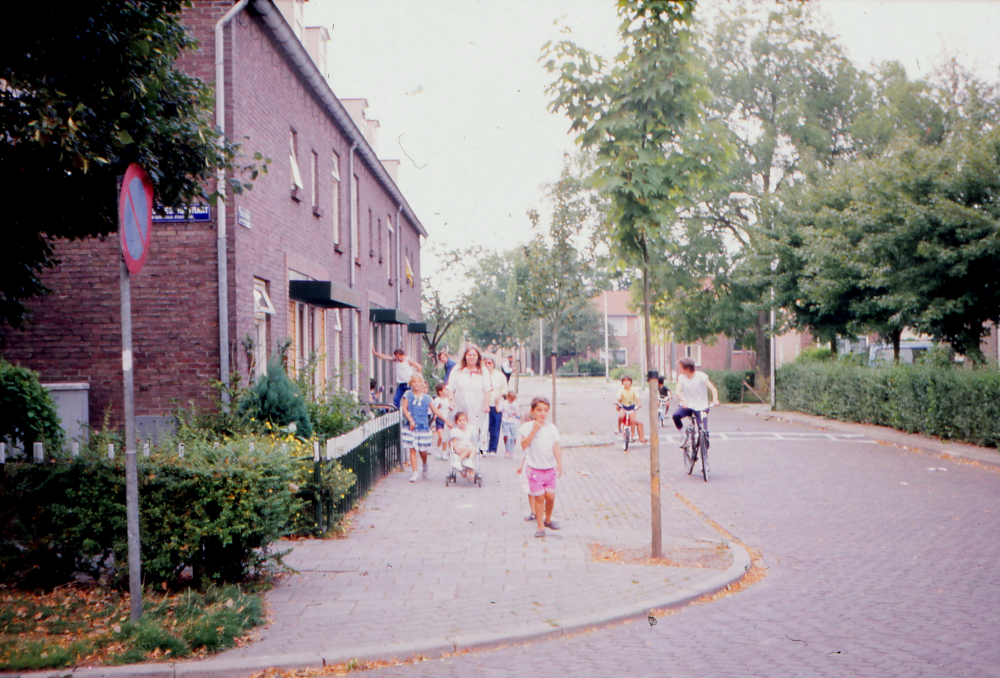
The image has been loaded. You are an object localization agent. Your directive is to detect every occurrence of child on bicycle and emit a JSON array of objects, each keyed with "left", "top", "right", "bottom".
[
  {"left": 671, "top": 357, "right": 721, "bottom": 447},
  {"left": 616, "top": 375, "right": 646, "bottom": 444}
]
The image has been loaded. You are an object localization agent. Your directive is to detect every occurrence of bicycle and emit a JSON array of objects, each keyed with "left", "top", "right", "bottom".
[
  {"left": 657, "top": 397, "right": 668, "bottom": 427},
  {"left": 681, "top": 408, "right": 710, "bottom": 482},
  {"left": 619, "top": 405, "right": 634, "bottom": 451}
]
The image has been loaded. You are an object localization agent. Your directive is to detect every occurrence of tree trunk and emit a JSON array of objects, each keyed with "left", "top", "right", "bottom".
[
  {"left": 642, "top": 251, "right": 662, "bottom": 560},
  {"left": 891, "top": 328, "right": 902, "bottom": 363},
  {"left": 755, "top": 311, "right": 770, "bottom": 386},
  {"left": 724, "top": 336, "right": 733, "bottom": 371}
]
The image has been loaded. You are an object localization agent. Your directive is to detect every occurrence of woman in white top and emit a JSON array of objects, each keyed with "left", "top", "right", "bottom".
[
  {"left": 446, "top": 344, "right": 492, "bottom": 452},
  {"left": 372, "top": 347, "right": 423, "bottom": 410}
]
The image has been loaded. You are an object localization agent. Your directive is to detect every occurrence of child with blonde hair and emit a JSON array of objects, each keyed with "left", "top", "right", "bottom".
[{"left": 401, "top": 375, "right": 449, "bottom": 482}]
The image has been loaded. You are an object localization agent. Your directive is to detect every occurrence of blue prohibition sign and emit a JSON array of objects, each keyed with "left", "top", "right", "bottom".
[{"left": 123, "top": 176, "right": 148, "bottom": 260}]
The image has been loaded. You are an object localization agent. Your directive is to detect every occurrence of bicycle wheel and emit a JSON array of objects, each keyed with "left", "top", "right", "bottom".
[
  {"left": 683, "top": 429, "right": 695, "bottom": 475},
  {"left": 623, "top": 423, "right": 630, "bottom": 451},
  {"left": 700, "top": 430, "right": 709, "bottom": 482}
]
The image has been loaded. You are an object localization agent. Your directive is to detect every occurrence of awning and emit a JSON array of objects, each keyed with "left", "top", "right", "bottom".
[
  {"left": 289, "top": 280, "right": 363, "bottom": 309},
  {"left": 370, "top": 307, "right": 411, "bottom": 324},
  {"left": 407, "top": 322, "right": 434, "bottom": 334}
]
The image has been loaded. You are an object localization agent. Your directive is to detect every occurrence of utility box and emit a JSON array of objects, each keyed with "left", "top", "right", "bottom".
[{"left": 42, "top": 382, "right": 90, "bottom": 444}]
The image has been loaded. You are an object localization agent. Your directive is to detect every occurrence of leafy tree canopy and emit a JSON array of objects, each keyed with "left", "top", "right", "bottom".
[{"left": 0, "top": 0, "right": 265, "bottom": 339}]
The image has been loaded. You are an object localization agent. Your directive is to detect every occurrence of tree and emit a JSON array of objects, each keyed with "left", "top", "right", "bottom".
[
  {"left": 463, "top": 248, "right": 532, "bottom": 351},
  {"left": 776, "top": 129, "right": 1000, "bottom": 361},
  {"left": 545, "top": 0, "right": 720, "bottom": 558},
  {"left": 519, "top": 156, "right": 597, "bottom": 422},
  {"left": 664, "top": 3, "right": 868, "bottom": 381},
  {"left": 420, "top": 283, "right": 468, "bottom": 365},
  {"left": 0, "top": 1, "right": 265, "bottom": 340}
]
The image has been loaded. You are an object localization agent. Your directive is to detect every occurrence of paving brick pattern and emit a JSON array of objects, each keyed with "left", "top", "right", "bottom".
[
  {"left": 356, "top": 377, "right": 1000, "bottom": 677},
  {"left": 221, "top": 378, "right": 729, "bottom": 661}
]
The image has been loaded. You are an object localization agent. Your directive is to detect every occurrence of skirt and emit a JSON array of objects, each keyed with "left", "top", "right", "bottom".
[{"left": 402, "top": 425, "right": 433, "bottom": 453}]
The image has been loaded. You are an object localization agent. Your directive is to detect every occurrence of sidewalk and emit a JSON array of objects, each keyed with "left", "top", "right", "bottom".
[
  {"left": 31, "top": 378, "right": 749, "bottom": 678},
  {"left": 739, "top": 404, "right": 1000, "bottom": 469}
]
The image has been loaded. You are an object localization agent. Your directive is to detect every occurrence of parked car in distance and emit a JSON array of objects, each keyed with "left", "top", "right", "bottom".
[{"left": 868, "top": 340, "right": 936, "bottom": 365}]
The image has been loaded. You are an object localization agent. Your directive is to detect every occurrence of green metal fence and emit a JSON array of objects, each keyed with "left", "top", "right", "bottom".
[{"left": 298, "top": 410, "right": 402, "bottom": 534}]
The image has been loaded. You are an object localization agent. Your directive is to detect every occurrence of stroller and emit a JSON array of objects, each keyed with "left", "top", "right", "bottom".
[
  {"left": 445, "top": 424, "right": 484, "bottom": 487},
  {"left": 445, "top": 448, "right": 482, "bottom": 487}
]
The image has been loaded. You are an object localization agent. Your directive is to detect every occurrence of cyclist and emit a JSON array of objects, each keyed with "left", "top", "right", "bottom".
[
  {"left": 671, "top": 357, "right": 720, "bottom": 452},
  {"left": 657, "top": 376, "right": 671, "bottom": 426},
  {"left": 616, "top": 375, "right": 647, "bottom": 444}
]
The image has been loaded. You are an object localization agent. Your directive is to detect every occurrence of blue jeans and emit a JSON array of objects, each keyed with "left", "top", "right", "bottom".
[
  {"left": 501, "top": 421, "right": 519, "bottom": 454},
  {"left": 673, "top": 407, "right": 709, "bottom": 437},
  {"left": 487, "top": 406, "right": 503, "bottom": 452},
  {"left": 393, "top": 383, "right": 410, "bottom": 410}
]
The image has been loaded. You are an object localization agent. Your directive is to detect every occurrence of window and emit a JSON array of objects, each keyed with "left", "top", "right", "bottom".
[
  {"left": 352, "top": 175, "right": 360, "bottom": 262},
  {"left": 331, "top": 310, "right": 342, "bottom": 387},
  {"left": 287, "top": 297, "right": 327, "bottom": 391},
  {"left": 289, "top": 129, "right": 303, "bottom": 200},
  {"left": 368, "top": 209, "right": 374, "bottom": 258},
  {"left": 252, "top": 279, "right": 275, "bottom": 380},
  {"left": 377, "top": 218, "right": 383, "bottom": 263},
  {"left": 331, "top": 152, "right": 341, "bottom": 245},
  {"left": 685, "top": 344, "right": 702, "bottom": 367},
  {"left": 387, "top": 216, "right": 394, "bottom": 283},
  {"left": 607, "top": 316, "right": 628, "bottom": 338},
  {"left": 310, "top": 150, "right": 320, "bottom": 215}
]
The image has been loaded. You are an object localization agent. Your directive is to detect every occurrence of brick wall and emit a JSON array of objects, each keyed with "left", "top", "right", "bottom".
[{"left": 1, "top": 0, "right": 426, "bottom": 427}]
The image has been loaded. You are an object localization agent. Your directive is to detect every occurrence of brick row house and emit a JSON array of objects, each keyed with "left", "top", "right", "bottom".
[{"left": 1, "top": 0, "right": 426, "bottom": 438}]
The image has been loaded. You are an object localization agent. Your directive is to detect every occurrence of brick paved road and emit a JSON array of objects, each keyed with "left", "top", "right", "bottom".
[{"left": 361, "top": 378, "right": 1000, "bottom": 677}]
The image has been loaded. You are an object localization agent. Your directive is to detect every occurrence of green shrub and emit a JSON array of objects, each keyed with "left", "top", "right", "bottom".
[
  {"left": 0, "top": 359, "right": 65, "bottom": 454},
  {"left": 610, "top": 365, "right": 640, "bottom": 382},
  {"left": 0, "top": 437, "right": 302, "bottom": 588},
  {"left": 239, "top": 361, "right": 312, "bottom": 438},
  {"left": 557, "top": 359, "right": 606, "bottom": 376},
  {"left": 797, "top": 346, "right": 834, "bottom": 362},
  {"left": 776, "top": 362, "right": 1000, "bottom": 447},
  {"left": 308, "top": 388, "right": 364, "bottom": 440},
  {"left": 704, "top": 370, "right": 755, "bottom": 404}
]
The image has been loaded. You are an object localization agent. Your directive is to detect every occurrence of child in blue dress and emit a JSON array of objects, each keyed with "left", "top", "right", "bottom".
[{"left": 401, "top": 375, "right": 449, "bottom": 482}]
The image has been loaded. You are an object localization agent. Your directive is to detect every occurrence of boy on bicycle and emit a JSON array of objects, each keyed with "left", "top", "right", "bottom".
[
  {"left": 616, "top": 375, "right": 647, "bottom": 444},
  {"left": 671, "top": 357, "right": 721, "bottom": 445}
]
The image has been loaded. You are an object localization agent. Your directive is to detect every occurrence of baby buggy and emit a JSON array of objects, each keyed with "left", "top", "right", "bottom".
[{"left": 445, "top": 449, "right": 482, "bottom": 487}]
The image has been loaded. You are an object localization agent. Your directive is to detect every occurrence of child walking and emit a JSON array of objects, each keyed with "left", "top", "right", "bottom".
[
  {"left": 432, "top": 382, "right": 452, "bottom": 460},
  {"left": 401, "top": 375, "right": 449, "bottom": 482},
  {"left": 499, "top": 390, "right": 521, "bottom": 458},
  {"left": 519, "top": 396, "right": 563, "bottom": 538}
]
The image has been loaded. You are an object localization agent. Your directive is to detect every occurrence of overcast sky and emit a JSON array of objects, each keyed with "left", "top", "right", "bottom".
[{"left": 304, "top": 0, "right": 1000, "bottom": 283}]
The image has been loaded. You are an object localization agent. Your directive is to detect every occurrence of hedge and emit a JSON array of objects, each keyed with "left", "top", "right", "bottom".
[
  {"left": 776, "top": 362, "right": 1000, "bottom": 448},
  {"left": 704, "top": 370, "right": 755, "bottom": 404},
  {"left": 0, "top": 438, "right": 315, "bottom": 588}
]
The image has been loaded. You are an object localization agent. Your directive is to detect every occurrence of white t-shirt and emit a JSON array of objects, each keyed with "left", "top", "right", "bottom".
[
  {"left": 677, "top": 371, "right": 710, "bottom": 410},
  {"left": 451, "top": 426, "right": 474, "bottom": 451},
  {"left": 395, "top": 359, "right": 415, "bottom": 385},
  {"left": 519, "top": 421, "right": 559, "bottom": 470}
]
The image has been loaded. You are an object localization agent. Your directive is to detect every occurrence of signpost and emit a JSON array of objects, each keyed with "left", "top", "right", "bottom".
[{"left": 119, "top": 163, "right": 152, "bottom": 622}]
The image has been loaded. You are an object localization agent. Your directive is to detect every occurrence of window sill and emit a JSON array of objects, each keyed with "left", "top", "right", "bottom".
[
  {"left": 334, "top": 245, "right": 343, "bottom": 254},
  {"left": 290, "top": 187, "right": 303, "bottom": 202},
  {"left": 355, "top": 258, "right": 362, "bottom": 267},
  {"left": 312, "top": 205, "right": 324, "bottom": 218}
]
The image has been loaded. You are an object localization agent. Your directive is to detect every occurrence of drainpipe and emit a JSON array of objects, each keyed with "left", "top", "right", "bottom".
[
  {"left": 348, "top": 143, "right": 358, "bottom": 390},
  {"left": 395, "top": 206, "right": 402, "bottom": 309},
  {"left": 215, "top": 0, "right": 249, "bottom": 403}
]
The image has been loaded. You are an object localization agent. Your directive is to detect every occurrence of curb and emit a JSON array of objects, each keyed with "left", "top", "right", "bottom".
[
  {"left": 18, "top": 545, "right": 751, "bottom": 678},
  {"left": 746, "top": 407, "right": 1000, "bottom": 469}
]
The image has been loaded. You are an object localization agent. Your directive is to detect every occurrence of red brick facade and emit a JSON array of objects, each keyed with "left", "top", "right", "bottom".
[{"left": 1, "top": 0, "right": 424, "bottom": 430}]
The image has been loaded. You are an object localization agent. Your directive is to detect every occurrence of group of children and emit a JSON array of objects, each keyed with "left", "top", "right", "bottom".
[{"left": 398, "top": 372, "right": 563, "bottom": 538}]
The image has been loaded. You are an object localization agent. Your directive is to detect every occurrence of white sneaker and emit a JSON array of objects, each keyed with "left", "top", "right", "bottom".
[
  {"left": 422, "top": 465, "right": 428, "bottom": 479},
  {"left": 409, "top": 471, "right": 419, "bottom": 482}
]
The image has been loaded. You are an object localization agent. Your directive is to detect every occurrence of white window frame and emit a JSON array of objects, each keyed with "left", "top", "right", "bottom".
[
  {"left": 685, "top": 344, "right": 702, "bottom": 367},
  {"left": 253, "top": 279, "right": 275, "bottom": 380},
  {"left": 289, "top": 130, "right": 304, "bottom": 193},
  {"left": 310, "top": 150, "right": 319, "bottom": 208},
  {"left": 331, "top": 152, "right": 341, "bottom": 245},
  {"left": 387, "top": 216, "right": 394, "bottom": 283}
]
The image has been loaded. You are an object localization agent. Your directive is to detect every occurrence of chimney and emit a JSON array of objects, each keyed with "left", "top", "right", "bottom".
[
  {"left": 381, "top": 159, "right": 400, "bottom": 183},
  {"left": 341, "top": 98, "right": 379, "bottom": 153},
  {"left": 274, "top": 0, "right": 305, "bottom": 41},
  {"left": 304, "top": 26, "right": 329, "bottom": 78}
]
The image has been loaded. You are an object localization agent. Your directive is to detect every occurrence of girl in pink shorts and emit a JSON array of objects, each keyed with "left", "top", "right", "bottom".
[{"left": 518, "top": 396, "right": 563, "bottom": 538}]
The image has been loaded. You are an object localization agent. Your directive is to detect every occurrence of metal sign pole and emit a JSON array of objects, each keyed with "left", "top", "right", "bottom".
[{"left": 120, "top": 259, "right": 143, "bottom": 622}]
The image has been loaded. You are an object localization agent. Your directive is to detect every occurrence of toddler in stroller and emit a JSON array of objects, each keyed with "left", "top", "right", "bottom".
[{"left": 446, "top": 412, "right": 482, "bottom": 487}]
